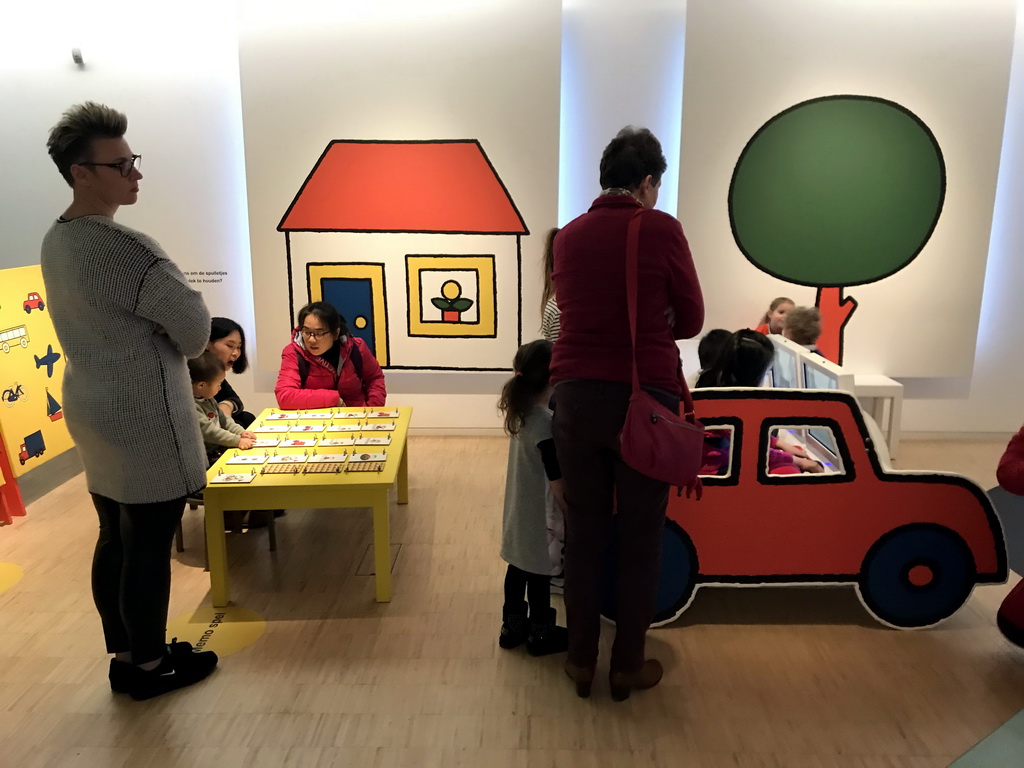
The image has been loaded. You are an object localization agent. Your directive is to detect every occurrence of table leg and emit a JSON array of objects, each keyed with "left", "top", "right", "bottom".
[
  {"left": 888, "top": 393, "right": 903, "bottom": 460},
  {"left": 372, "top": 491, "right": 392, "bottom": 602},
  {"left": 870, "top": 396, "right": 886, "bottom": 427},
  {"left": 397, "top": 441, "right": 409, "bottom": 506},
  {"left": 205, "top": 498, "right": 230, "bottom": 607}
]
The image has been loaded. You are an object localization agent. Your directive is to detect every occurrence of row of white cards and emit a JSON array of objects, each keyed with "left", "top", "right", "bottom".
[
  {"left": 265, "top": 409, "right": 399, "bottom": 420},
  {"left": 250, "top": 435, "right": 391, "bottom": 448},
  {"left": 253, "top": 422, "right": 396, "bottom": 433},
  {"left": 226, "top": 451, "right": 387, "bottom": 465}
]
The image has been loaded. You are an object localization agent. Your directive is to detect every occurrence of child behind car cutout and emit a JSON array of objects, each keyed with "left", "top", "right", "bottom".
[{"left": 695, "top": 329, "right": 823, "bottom": 476}]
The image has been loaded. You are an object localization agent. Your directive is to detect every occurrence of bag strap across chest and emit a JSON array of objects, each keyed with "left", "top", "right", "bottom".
[{"left": 624, "top": 209, "right": 696, "bottom": 417}]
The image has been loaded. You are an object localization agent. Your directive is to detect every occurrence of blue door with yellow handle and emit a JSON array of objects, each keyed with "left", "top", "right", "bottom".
[{"left": 320, "top": 277, "right": 377, "bottom": 358}]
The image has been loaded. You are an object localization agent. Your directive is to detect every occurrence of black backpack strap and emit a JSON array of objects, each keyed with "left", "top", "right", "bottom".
[
  {"left": 349, "top": 341, "right": 363, "bottom": 380},
  {"left": 348, "top": 340, "right": 367, "bottom": 399},
  {"left": 295, "top": 348, "right": 310, "bottom": 387}
]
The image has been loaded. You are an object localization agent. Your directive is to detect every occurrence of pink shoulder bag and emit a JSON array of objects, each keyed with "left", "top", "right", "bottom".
[{"left": 619, "top": 208, "right": 704, "bottom": 498}]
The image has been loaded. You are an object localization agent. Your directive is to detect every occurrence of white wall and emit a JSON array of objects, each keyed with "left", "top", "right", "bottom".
[
  {"left": 0, "top": 1, "right": 255, "bottom": 344},
  {"left": 559, "top": 0, "right": 687, "bottom": 224},
  {"left": 3, "top": 1, "right": 1024, "bottom": 435},
  {"left": 900, "top": 0, "right": 1024, "bottom": 434}
]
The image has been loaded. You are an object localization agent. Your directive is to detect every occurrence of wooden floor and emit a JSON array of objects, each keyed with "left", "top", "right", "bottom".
[{"left": 1, "top": 436, "right": 1023, "bottom": 767}]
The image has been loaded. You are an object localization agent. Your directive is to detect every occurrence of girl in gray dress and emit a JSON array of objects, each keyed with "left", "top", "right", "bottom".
[{"left": 497, "top": 340, "right": 567, "bottom": 657}]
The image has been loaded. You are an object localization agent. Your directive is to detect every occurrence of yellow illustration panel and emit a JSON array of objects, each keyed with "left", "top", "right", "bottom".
[
  {"left": 407, "top": 255, "right": 497, "bottom": 338},
  {"left": 307, "top": 263, "right": 389, "bottom": 366},
  {"left": 0, "top": 265, "right": 74, "bottom": 478}
]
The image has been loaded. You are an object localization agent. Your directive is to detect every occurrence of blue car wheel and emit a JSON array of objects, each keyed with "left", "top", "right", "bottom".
[
  {"left": 601, "top": 520, "right": 698, "bottom": 626},
  {"left": 858, "top": 525, "right": 975, "bottom": 628}
]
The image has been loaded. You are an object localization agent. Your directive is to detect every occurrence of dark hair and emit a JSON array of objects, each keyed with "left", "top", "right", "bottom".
[
  {"left": 209, "top": 317, "right": 248, "bottom": 374},
  {"left": 498, "top": 340, "right": 552, "bottom": 437},
  {"left": 695, "top": 330, "right": 774, "bottom": 388},
  {"left": 599, "top": 126, "right": 667, "bottom": 190},
  {"left": 697, "top": 328, "right": 732, "bottom": 370},
  {"left": 188, "top": 350, "right": 226, "bottom": 385},
  {"left": 46, "top": 102, "right": 128, "bottom": 187},
  {"left": 297, "top": 301, "right": 350, "bottom": 339},
  {"left": 540, "top": 227, "right": 559, "bottom": 320}
]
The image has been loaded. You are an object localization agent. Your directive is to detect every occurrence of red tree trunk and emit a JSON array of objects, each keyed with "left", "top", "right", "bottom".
[{"left": 815, "top": 287, "right": 858, "bottom": 365}]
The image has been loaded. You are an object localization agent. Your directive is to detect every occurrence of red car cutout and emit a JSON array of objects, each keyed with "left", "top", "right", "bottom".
[
  {"left": 23, "top": 293, "right": 44, "bottom": 313},
  {"left": 604, "top": 389, "right": 1007, "bottom": 629}
]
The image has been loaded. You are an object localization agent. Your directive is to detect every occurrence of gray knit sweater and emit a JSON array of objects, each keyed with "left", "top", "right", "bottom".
[{"left": 41, "top": 215, "right": 211, "bottom": 504}]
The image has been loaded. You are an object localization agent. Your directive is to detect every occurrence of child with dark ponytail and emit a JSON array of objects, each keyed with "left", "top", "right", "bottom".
[{"left": 496, "top": 339, "right": 568, "bottom": 657}]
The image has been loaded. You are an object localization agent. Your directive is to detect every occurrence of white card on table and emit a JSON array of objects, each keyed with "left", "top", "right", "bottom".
[
  {"left": 334, "top": 410, "right": 366, "bottom": 419},
  {"left": 309, "top": 453, "right": 349, "bottom": 463},
  {"left": 253, "top": 425, "right": 290, "bottom": 433},
  {"left": 365, "top": 409, "right": 400, "bottom": 419},
  {"left": 226, "top": 454, "right": 267, "bottom": 465},
  {"left": 290, "top": 424, "right": 325, "bottom": 432},
  {"left": 319, "top": 437, "right": 355, "bottom": 446},
  {"left": 210, "top": 472, "right": 256, "bottom": 483},
  {"left": 268, "top": 454, "right": 307, "bottom": 464},
  {"left": 265, "top": 412, "right": 299, "bottom": 420},
  {"left": 299, "top": 411, "right": 332, "bottom": 420},
  {"left": 356, "top": 435, "right": 391, "bottom": 445},
  {"left": 326, "top": 423, "right": 361, "bottom": 432},
  {"left": 349, "top": 452, "right": 387, "bottom": 462},
  {"left": 252, "top": 439, "right": 281, "bottom": 448},
  {"left": 278, "top": 438, "right": 317, "bottom": 447},
  {"left": 363, "top": 422, "right": 395, "bottom": 431}
]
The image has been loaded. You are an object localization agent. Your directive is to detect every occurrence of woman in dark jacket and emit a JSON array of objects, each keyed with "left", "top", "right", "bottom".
[
  {"left": 208, "top": 317, "right": 255, "bottom": 428},
  {"left": 552, "top": 127, "right": 704, "bottom": 701}
]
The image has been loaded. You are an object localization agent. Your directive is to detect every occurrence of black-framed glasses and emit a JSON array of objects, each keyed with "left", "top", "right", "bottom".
[
  {"left": 301, "top": 329, "right": 331, "bottom": 340},
  {"left": 79, "top": 154, "right": 142, "bottom": 177}
]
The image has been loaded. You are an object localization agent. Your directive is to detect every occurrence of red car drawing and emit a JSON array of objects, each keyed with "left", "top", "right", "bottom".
[
  {"left": 604, "top": 389, "right": 1007, "bottom": 629},
  {"left": 23, "top": 293, "right": 45, "bottom": 313}
]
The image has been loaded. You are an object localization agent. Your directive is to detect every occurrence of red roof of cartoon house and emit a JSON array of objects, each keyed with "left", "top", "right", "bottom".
[{"left": 278, "top": 140, "right": 528, "bottom": 234}]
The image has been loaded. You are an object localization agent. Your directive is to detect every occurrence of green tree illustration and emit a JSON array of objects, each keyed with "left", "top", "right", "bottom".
[{"left": 729, "top": 95, "right": 945, "bottom": 363}]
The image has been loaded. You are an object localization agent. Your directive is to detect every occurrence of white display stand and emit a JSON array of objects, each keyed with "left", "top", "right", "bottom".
[
  {"left": 853, "top": 374, "right": 904, "bottom": 460},
  {"left": 763, "top": 336, "right": 903, "bottom": 460}
]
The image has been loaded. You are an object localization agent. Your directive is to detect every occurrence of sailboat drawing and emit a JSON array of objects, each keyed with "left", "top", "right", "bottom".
[{"left": 46, "top": 388, "right": 62, "bottom": 422}]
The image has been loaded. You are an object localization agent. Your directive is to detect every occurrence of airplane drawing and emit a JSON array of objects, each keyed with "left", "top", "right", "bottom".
[{"left": 34, "top": 345, "right": 62, "bottom": 378}]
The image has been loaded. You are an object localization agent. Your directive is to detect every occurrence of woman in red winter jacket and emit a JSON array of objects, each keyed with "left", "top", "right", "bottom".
[
  {"left": 275, "top": 301, "right": 387, "bottom": 409},
  {"left": 997, "top": 425, "right": 1024, "bottom": 496},
  {"left": 996, "top": 425, "right": 1024, "bottom": 648}
]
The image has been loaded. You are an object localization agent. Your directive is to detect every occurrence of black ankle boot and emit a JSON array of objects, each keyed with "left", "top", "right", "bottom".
[
  {"left": 527, "top": 607, "right": 568, "bottom": 657},
  {"left": 499, "top": 600, "right": 529, "bottom": 649}
]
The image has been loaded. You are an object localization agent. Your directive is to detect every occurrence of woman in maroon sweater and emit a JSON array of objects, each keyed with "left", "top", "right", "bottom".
[{"left": 552, "top": 127, "right": 704, "bottom": 701}]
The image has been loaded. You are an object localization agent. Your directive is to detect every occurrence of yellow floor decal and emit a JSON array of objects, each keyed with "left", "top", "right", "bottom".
[
  {"left": 0, "top": 563, "right": 24, "bottom": 593},
  {"left": 166, "top": 605, "right": 266, "bottom": 657}
]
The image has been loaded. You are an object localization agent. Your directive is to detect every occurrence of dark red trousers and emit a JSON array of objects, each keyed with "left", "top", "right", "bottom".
[{"left": 552, "top": 380, "right": 671, "bottom": 673}]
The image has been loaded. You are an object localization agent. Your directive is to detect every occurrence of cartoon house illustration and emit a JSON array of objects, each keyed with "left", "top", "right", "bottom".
[{"left": 278, "top": 140, "right": 529, "bottom": 371}]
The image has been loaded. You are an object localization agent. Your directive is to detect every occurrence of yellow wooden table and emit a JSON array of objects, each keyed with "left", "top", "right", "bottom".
[{"left": 203, "top": 406, "right": 411, "bottom": 607}]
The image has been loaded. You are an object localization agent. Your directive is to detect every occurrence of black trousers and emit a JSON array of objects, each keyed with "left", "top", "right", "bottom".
[
  {"left": 503, "top": 564, "right": 551, "bottom": 620},
  {"left": 90, "top": 493, "right": 185, "bottom": 665},
  {"left": 553, "top": 380, "right": 674, "bottom": 674}
]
